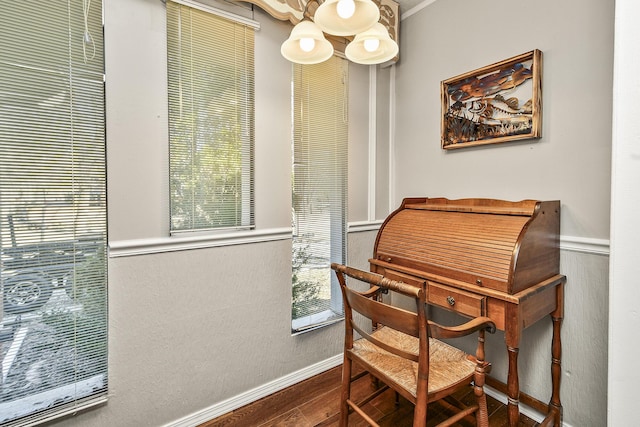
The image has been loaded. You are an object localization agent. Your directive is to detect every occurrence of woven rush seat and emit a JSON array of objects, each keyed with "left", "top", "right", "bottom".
[{"left": 352, "top": 326, "right": 476, "bottom": 398}]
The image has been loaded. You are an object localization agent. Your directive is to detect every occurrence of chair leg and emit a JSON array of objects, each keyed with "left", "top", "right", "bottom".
[
  {"left": 413, "top": 387, "right": 428, "bottom": 427},
  {"left": 340, "top": 355, "right": 353, "bottom": 427},
  {"left": 474, "top": 368, "right": 490, "bottom": 427},
  {"left": 475, "top": 390, "right": 489, "bottom": 427}
]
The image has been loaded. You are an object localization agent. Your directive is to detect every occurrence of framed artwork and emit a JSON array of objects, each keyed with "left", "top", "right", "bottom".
[{"left": 441, "top": 50, "right": 542, "bottom": 150}]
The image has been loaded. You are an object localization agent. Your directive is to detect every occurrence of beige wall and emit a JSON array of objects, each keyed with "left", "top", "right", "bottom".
[
  {"left": 49, "top": 0, "right": 378, "bottom": 426},
  {"left": 395, "top": 0, "right": 613, "bottom": 239},
  {"left": 394, "top": 0, "right": 614, "bottom": 425}
]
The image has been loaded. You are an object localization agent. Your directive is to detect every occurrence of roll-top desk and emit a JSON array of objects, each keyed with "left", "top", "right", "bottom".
[{"left": 369, "top": 197, "right": 566, "bottom": 427}]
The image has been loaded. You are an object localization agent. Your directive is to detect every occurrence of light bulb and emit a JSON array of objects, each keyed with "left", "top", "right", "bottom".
[
  {"left": 363, "top": 38, "right": 380, "bottom": 52},
  {"left": 336, "top": 0, "right": 356, "bottom": 19},
  {"left": 299, "top": 37, "right": 315, "bottom": 52}
]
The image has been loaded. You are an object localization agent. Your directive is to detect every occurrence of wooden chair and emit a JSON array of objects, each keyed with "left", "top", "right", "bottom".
[{"left": 332, "top": 263, "right": 496, "bottom": 427}]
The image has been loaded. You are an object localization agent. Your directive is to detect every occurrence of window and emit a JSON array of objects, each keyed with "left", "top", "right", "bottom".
[
  {"left": 291, "top": 57, "right": 348, "bottom": 333},
  {"left": 167, "top": 1, "right": 255, "bottom": 233},
  {"left": 0, "top": 1, "right": 107, "bottom": 425}
]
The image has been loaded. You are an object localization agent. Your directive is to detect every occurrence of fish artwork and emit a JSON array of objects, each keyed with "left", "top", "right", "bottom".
[
  {"left": 443, "top": 58, "right": 537, "bottom": 145},
  {"left": 441, "top": 50, "right": 542, "bottom": 148}
]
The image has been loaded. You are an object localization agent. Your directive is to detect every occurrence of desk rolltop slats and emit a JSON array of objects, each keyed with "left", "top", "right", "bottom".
[{"left": 372, "top": 198, "right": 560, "bottom": 295}]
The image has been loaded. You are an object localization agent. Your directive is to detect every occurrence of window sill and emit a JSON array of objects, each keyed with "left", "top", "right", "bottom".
[
  {"left": 292, "top": 309, "right": 344, "bottom": 335},
  {"left": 108, "top": 227, "right": 292, "bottom": 258}
]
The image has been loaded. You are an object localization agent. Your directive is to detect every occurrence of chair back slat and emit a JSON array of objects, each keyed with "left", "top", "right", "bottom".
[{"left": 343, "top": 285, "right": 420, "bottom": 338}]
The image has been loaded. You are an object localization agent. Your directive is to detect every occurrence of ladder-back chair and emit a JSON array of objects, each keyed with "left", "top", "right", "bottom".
[{"left": 332, "top": 263, "right": 496, "bottom": 427}]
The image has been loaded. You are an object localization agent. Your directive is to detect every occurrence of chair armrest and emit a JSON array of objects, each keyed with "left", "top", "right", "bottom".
[{"left": 428, "top": 316, "right": 496, "bottom": 339}]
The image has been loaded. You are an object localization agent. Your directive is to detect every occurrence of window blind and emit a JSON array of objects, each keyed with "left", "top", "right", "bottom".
[
  {"left": 167, "top": 1, "right": 255, "bottom": 233},
  {"left": 0, "top": 1, "right": 107, "bottom": 425},
  {"left": 291, "top": 57, "right": 348, "bottom": 332}
]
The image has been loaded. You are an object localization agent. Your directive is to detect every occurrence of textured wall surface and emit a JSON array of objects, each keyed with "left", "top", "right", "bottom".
[
  {"left": 50, "top": 0, "right": 376, "bottom": 425},
  {"left": 394, "top": 0, "right": 614, "bottom": 425},
  {"left": 394, "top": 0, "right": 614, "bottom": 239}
]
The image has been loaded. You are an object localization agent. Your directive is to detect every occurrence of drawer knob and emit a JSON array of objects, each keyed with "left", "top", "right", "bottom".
[
  {"left": 446, "top": 296, "right": 455, "bottom": 306},
  {"left": 476, "top": 279, "right": 483, "bottom": 286}
]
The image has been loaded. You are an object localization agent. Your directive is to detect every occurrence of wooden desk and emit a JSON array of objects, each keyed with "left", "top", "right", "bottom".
[{"left": 369, "top": 197, "right": 566, "bottom": 427}]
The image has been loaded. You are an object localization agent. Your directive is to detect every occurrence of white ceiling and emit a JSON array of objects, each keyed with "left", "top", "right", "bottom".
[{"left": 396, "top": 0, "right": 433, "bottom": 18}]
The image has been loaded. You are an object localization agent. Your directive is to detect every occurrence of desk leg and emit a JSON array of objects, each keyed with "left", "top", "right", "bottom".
[
  {"left": 537, "top": 282, "right": 566, "bottom": 427},
  {"left": 547, "top": 315, "right": 563, "bottom": 426},
  {"left": 504, "top": 279, "right": 564, "bottom": 427},
  {"left": 549, "top": 283, "right": 564, "bottom": 426},
  {"left": 507, "top": 345, "right": 520, "bottom": 427}
]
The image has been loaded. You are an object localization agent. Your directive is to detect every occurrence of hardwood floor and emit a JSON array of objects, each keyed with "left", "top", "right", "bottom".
[{"left": 199, "top": 365, "right": 540, "bottom": 427}]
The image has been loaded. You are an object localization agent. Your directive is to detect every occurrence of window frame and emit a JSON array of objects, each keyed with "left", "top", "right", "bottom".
[
  {"left": 166, "top": 0, "right": 258, "bottom": 235},
  {"left": 291, "top": 56, "right": 349, "bottom": 334},
  {"left": 0, "top": 1, "right": 108, "bottom": 424}
]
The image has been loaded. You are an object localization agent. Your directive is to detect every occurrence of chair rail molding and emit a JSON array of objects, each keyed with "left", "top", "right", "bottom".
[
  {"left": 560, "top": 235, "right": 610, "bottom": 255},
  {"left": 108, "top": 227, "right": 292, "bottom": 257}
]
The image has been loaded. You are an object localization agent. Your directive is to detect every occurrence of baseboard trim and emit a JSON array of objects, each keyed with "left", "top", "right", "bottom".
[
  {"left": 163, "top": 354, "right": 343, "bottom": 427},
  {"left": 484, "top": 385, "right": 574, "bottom": 427},
  {"left": 165, "top": 355, "right": 577, "bottom": 427}
]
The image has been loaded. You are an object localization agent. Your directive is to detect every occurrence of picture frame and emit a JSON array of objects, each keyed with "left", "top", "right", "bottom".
[{"left": 441, "top": 49, "right": 542, "bottom": 150}]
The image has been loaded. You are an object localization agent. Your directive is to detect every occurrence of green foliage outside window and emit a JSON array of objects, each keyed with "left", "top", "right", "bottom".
[
  {"left": 169, "top": 114, "right": 247, "bottom": 230},
  {"left": 291, "top": 243, "right": 323, "bottom": 318}
]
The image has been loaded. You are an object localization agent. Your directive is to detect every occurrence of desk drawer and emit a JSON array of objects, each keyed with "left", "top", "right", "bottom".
[{"left": 428, "top": 282, "right": 485, "bottom": 317}]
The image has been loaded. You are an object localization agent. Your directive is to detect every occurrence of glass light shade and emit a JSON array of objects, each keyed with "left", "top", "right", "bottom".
[
  {"left": 314, "top": 0, "right": 380, "bottom": 36},
  {"left": 281, "top": 21, "right": 334, "bottom": 65},
  {"left": 345, "top": 23, "right": 399, "bottom": 65}
]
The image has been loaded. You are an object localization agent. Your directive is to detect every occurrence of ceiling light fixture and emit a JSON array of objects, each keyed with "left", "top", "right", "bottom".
[{"left": 281, "top": 0, "right": 398, "bottom": 65}]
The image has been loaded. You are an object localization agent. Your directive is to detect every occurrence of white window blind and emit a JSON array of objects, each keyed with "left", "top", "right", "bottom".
[
  {"left": 167, "top": 1, "right": 255, "bottom": 233},
  {"left": 0, "top": 1, "right": 107, "bottom": 425},
  {"left": 291, "top": 57, "right": 348, "bottom": 333}
]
